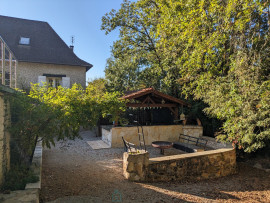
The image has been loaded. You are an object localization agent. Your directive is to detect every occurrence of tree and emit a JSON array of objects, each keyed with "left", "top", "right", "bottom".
[
  {"left": 102, "top": 0, "right": 181, "bottom": 95},
  {"left": 10, "top": 82, "right": 126, "bottom": 164},
  {"left": 146, "top": 0, "right": 270, "bottom": 152}
]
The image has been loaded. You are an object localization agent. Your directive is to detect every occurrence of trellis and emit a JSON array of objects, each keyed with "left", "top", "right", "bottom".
[{"left": 0, "top": 36, "right": 17, "bottom": 88}]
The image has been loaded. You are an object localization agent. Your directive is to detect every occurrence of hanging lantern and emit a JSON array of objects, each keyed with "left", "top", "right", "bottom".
[
  {"left": 180, "top": 104, "right": 185, "bottom": 121},
  {"left": 161, "top": 99, "right": 165, "bottom": 104},
  {"left": 180, "top": 113, "right": 185, "bottom": 121}
]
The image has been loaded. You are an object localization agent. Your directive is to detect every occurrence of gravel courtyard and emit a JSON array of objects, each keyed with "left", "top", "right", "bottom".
[{"left": 40, "top": 130, "right": 270, "bottom": 203}]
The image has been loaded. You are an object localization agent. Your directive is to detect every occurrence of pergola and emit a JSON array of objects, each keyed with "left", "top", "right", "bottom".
[
  {"left": 0, "top": 36, "right": 17, "bottom": 88},
  {"left": 122, "top": 88, "right": 191, "bottom": 123}
]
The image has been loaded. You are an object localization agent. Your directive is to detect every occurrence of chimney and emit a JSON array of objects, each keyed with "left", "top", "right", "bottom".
[
  {"left": 70, "top": 45, "right": 74, "bottom": 51},
  {"left": 70, "top": 36, "right": 75, "bottom": 52}
]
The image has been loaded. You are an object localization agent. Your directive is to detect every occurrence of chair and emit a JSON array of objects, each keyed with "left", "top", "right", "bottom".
[{"left": 122, "top": 137, "right": 137, "bottom": 153}]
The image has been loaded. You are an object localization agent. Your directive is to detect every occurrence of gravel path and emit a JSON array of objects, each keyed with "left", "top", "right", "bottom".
[{"left": 40, "top": 131, "right": 270, "bottom": 203}]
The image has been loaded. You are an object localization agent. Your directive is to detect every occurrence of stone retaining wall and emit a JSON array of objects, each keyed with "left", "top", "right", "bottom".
[
  {"left": 102, "top": 125, "right": 203, "bottom": 148},
  {"left": 123, "top": 150, "right": 149, "bottom": 181},
  {"left": 0, "top": 90, "right": 11, "bottom": 186},
  {"left": 0, "top": 141, "right": 42, "bottom": 202},
  {"left": 123, "top": 148, "right": 236, "bottom": 182}
]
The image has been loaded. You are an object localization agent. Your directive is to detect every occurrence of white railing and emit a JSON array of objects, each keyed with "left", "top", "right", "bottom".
[{"left": 0, "top": 36, "right": 17, "bottom": 88}]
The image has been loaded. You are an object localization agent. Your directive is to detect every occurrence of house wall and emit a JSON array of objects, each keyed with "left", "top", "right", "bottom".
[
  {"left": 17, "top": 62, "right": 86, "bottom": 89},
  {"left": 101, "top": 125, "right": 203, "bottom": 148}
]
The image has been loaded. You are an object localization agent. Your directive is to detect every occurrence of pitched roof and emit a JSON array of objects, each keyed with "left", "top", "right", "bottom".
[
  {"left": 122, "top": 87, "right": 191, "bottom": 107},
  {"left": 0, "top": 15, "right": 93, "bottom": 71}
]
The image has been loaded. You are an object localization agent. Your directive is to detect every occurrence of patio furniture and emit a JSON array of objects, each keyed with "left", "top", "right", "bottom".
[
  {"left": 122, "top": 137, "right": 137, "bottom": 153},
  {"left": 152, "top": 141, "right": 173, "bottom": 155},
  {"left": 173, "top": 134, "right": 208, "bottom": 153}
]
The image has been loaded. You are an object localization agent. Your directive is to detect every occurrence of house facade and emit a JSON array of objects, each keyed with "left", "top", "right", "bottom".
[{"left": 0, "top": 15, "right": 92, "bottom": 90}]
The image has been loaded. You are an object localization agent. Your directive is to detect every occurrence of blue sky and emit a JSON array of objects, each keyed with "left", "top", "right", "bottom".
[{"left": 0, "top": 0, "right": 125, "bottom": 81}]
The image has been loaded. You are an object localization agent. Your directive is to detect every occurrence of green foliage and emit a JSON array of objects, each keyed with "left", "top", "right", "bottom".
[
  {"left": 103, "top": 0, "right": 270, "bottom": 152},
  {"left": 1, "top": 165, "right": 39, "bottom": 191},
  {"left": 7, "top": 81, "right": 126, "bottom": 190},
  {"left": 9, "top": 89, "right": 57, "bottom": 164},
  {"left": 9, "top": 81, "right": 125, "bottom": 161},
  {"left": 101, "top": 0, "right": 221, "bottom": 137},
  {"left": 28, "top": 82, "right": 126, "bottom": 147},
  {"left": 102, "top": 0, "right": 181, "bottom": 94},
  {"left": 146, "top": 0, "right": 270, "bottom": 152}
]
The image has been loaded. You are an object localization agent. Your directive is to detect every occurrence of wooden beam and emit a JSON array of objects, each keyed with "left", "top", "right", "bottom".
[
  {"left": 174, "top": 107, "right": 179, "bottom": 120},
  {"left": 126, "top": 103, "right": 177, "bottom": 108},
  {"left": 15, "top": 61, "right": 17, "bottom": 88},
  {"left": 148, "top": 96, "right": 156, "bottom": 104},
  {"left": 142, "top": 96, "right": 149, "bottom": 104},
  {"left": 9, "top": 52, "right": 12, "bottom": 88},
  {"left": 142, "top": 96, "right": 156, "bottom": 105},
  {"left": 1, "top": 42, "right": 5, "bottom": 85},
  {"left": 168, "top": 107, "right": 176, "bottom": 114}
]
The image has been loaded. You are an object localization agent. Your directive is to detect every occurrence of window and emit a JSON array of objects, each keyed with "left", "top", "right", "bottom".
[
  {"left": 48, "top": 78, "right": 53, "bottom": 87},
  {"left": 47, "top": 77, "right": 62, "bottom": 88},
  {"left": 55, "top": 79, "right": 60, "bottom": 87},
  {"left": 19, "top": 37, "right": 30, "bottom": 45}
]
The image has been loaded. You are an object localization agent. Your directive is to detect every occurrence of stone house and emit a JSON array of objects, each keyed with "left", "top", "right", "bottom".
[{"left": 0, "top": 15, "right": 92, "bottom": 90}]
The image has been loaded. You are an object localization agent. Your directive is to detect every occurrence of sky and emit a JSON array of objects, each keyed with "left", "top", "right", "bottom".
[{"left": 0, "top": 0, "right": 125, "bottom": 81}]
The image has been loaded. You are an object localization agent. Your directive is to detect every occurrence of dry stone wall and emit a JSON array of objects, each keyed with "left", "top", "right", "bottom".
[
  {"left": 0, "top": 92, "right": 11, "bottom": 186},
  {"left": 123, "top": 148, "right": 236, "bottom": 182}
]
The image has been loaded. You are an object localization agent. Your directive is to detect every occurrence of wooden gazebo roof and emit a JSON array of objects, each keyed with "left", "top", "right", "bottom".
[{"left": 122, "top": 88, "right": 191, "bottom": 108}]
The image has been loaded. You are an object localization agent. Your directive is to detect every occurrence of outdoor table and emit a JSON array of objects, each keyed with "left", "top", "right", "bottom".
[{"left": 152, "top": 141, "right": 173, "bottom": 155}]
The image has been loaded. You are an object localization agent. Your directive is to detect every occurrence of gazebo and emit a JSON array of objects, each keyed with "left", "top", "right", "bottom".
[
  {"left": 121, "top": 88, "right": 191, "bottom": 125},
  {"left": 100, "top": 88, "right": 203, "bottom": 148}
]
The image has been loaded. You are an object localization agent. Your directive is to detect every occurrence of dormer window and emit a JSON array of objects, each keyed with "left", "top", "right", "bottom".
[{"left": 19, "top": 37, "right": 30, "bottom": 45}]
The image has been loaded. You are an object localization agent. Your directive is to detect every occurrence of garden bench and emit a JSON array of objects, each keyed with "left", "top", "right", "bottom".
[{"left": 173, "top": 134, "right": 208, "bottom": 153}]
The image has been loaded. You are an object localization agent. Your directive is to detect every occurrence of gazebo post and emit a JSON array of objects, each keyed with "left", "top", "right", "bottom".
[{"left": 174, "top": 107, "right": 179, "bottom": 120}]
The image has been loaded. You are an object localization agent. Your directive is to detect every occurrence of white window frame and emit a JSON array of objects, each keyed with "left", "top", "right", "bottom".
[
  {"left": 19, "top": 37, "right": 30, "bottom": 45},
  {"left": 47, "top": 77, "right": 62, "bottom": 88}
]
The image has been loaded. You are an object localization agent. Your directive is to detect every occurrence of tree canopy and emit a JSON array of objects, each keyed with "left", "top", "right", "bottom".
[
  {"left": 101, "top": 0, "right": 181, "bottom": 95},
  {"left": 10, "top": 81, "right": 126, "bottom": 164},
  {"left": 102, "top": 0, "right": 270, "bottom": 152}
]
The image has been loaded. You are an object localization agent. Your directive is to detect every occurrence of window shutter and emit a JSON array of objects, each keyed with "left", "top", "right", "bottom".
[
  {"left": 62, "top": 77, "right": 70, "bottom": 88},
  {"left": 38, "top": 76, "right": 46, "bottom": 86}
]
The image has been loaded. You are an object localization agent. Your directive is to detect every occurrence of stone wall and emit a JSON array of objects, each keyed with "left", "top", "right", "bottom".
[
  {"left": 123, "top": 148, "right": 236, "bottom": 182},
  {"left": 101, "top": 125, "right": 113, "bottom": 147},
  {"left": 202, "top": 136, "right": 232, "bottom": 149},
  {"left": 17, "top": 62, "right": 86, "bottom": 89},
  {"left": 25, "top": 141, "right": 42, "bottom": 190},
  {"left": 0, "top": 141, "right": 42, "bottom": 202},
  {"left": 102, "top": 125, "right": 203, "bottom": 148},
  {"left": 183, "top": 125, "right": 203, "bottom": 138},
  {"left": 0, "top": 92, "right": 11, "bottom": 186},
  {"left": 123, "top": 150, "right": 149, "bottom": 181}
]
